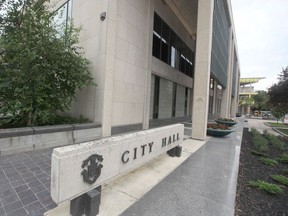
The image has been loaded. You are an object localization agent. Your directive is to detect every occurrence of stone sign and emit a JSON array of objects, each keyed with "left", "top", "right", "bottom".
[{"left": 51, "top": 124, "right": 184, "bottom": 203}]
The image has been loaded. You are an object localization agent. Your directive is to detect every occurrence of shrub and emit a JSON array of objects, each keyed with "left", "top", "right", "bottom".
[
  {"left": 251, "top": 150, "right": 268, "bottom": 157},
  {"left": 252, "top": 134, "right": 269, "bottom": 152},
  {"left": 265, "top": 133, "right": 285, "bottom": 150},
  {"left": 270, "top": 175, "right": 288, "bottom": 186},
  {"left": 249, "top": 180, "right": 283, "bottom": 194},
  {"left": 277, "top": 154, "right": 288, "bottom": 164},
  {"left": 251, "top": 127, "right": 261, "bottom": 136},
  {"left": 207, "top": 123, "right": 230, "bottom": 130},
  {"left": 259, "top": 157, "right": 279, "bottom": 167},
  {"left": 218, "top": 118, "right": 235, "bottom": 122}
]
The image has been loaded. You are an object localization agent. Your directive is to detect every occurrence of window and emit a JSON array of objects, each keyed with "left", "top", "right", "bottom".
[
  {"left": 153, "top": 76, "right": 160, "bottom": 119},
  {"left": 53, "top": 0, "right": 72, "bottom": 34},
  {"left": 152, "top": 13, "right": 194, "bottom": 78}
]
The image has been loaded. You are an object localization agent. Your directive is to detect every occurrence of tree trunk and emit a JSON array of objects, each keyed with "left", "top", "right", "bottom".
[{"left": 27, "top": 111, "right": 32, "bottom": 127}]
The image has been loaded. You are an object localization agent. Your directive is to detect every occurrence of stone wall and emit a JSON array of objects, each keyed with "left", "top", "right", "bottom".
[{"left": 0, "top": 124, "right": 101, "bottom": 155}]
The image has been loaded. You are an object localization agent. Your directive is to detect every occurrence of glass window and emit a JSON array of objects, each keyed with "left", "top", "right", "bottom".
[
  {"left": 152, "top": 13, "right": 194, "bottom": 78},
  {"left": 53, "top": 0, "right": 72, "bottom": 35}
]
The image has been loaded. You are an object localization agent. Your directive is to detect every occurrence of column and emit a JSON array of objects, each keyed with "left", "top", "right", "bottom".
[
  {"left": 101, "top": 0, "right": 117, "bottom": 137},
  {"left": 230, "top": 63, "right": 239, "bottom": 117},
  {"left": 191, "top": 0, "right": 214, "bottom": 140},
  {"left": 220, "top": 29, "right": 233, "bottom": 118}
]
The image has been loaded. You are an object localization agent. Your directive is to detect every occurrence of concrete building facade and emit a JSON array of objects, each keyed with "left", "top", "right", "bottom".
[{"left": 51, "top": 0, "right": 240, "bottom": 140}]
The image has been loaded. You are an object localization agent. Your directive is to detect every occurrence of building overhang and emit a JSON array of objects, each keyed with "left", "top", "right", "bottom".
[{"left": 163, "top": 0, "right": 198, "bottom": 39}]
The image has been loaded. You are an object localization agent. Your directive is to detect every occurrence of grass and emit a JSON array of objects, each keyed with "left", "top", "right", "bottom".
[
  {"left": 251, "top": 127, "right": 261, "bottom": 136},
  {"left": 252, "top": 134, "right": 269, "bottom": 152},
  {"left": 278, "top": 129, "right": 288, "bottom": 136},
  {"left": 251, "top": 150, "right": 268, "bottom": 157},
  {"left": 267, "top": 122, "right": 288, "bottom": 128},
  {"left": 277, "top": 153, "right": 288, "bottom": 163},
  {"left": 259, "top": 157, "right": 279, "bottom": 167},
  {"left": 270, "top": 175, "right": 288, "bottom": 186},
  {"left": 265, "top": 133, "right": 285, "bottom": 150},
  {"left": 249, "top": 180, "right": 283, "bottom": 194}
]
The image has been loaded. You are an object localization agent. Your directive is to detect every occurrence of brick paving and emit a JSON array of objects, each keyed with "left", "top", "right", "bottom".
[{"left": 0, "top": 149, "right": 57, "bottom": 216}]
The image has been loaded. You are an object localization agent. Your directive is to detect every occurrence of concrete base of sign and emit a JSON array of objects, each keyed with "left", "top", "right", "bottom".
[
  {"left": 51, "top": 124, "right": 184, "bottom": 203},
  {"left": 70, "top": 186, "right": 101, "bottom": 216},
  {"left": 45, "top": 137, "right": 209, "bottom": 216}
]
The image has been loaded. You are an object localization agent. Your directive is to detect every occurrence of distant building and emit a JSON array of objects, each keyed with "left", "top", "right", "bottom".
[
  {"left": 51, "top": 0, "right": 241, "bottom": 140},
  {"left": 239, "top": 77, "right": 265, "bottom": 115}
]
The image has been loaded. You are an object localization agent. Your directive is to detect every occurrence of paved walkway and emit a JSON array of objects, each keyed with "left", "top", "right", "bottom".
[
  {"left": 0, "top": 149, "right": 56, "bottom": 216},
  {"left": 121, "top": 119, "right": 244, "bottom": 216},
  {"left": 0, "top": 118, "right": 245, "bottom": 216},
  {"left": 246, "top": 118, "right": 279, "bottom": 135}
]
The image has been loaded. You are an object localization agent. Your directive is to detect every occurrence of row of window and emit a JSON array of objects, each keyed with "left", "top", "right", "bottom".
[
  {"left": 152, "top": 13, "right": 194, "bottom": 78},
  {"left": 151, "top": 75, "right": 190, "bottom": 120}
]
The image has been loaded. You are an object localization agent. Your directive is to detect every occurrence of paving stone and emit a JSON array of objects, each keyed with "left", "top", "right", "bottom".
[
  {"left": 0, "top": 182, "right": 11, "bottom": 192},
  {"left": 21, "top": 194, "right": 38, "bottom": 206},
  {"left": 0, "top": 149, "right": 55, "bottom": 215},
  {"left": 1, "top": 193, "right": 19, "bottom": 206},
  {"left": 3, "top": 200, "right": 22, "bottom": 213},
  {"left": 11, "top": 180, "right": 26, "bottom": 187},
  {"left": 28, "top": 180, "right": 42, "bottom": 188},
  {"left": 18, "top": 189, "right": 34, "bottom": 200},
  {"left": 0, "top": 207, "right": 5, "bottom": 216},
  {"left": 14, "top": 185, "right": 29, "bottom": 193},
  {"left": 0, "top": 176, "right": 9, "bottom": 186},
  {"left": 0, "top": 188, "right": 15, "bottom": 198},
  {"left": 25, "top": 201, "right": 45, "bottom": 216},
  {"left": 35, "top": 173, "right": 48, "bottom": 179},
  {"left": 23, "top": 176, "right": 36, "bottom": 184},
  {"left": 7, "top": 208, "right": 28, "bottom": 216},
  {"left": 30, "top": 184, "right": 46, "bottom": 194},
  {"left": 45, "top": 202, "right": 57, "bottom": 211},
  {"left": 36, "top": 190, "right": 54, "bottom": 207}
]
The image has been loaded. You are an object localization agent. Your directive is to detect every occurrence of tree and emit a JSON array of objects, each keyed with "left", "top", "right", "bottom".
[
  {"left": 0, "top": 0, "right": 93, "bottom": 127},
  {"left": 252, "top": 90, "right": 269, "bottom": 111},
  {"left": 268, "top": 67, "right": 288, "bottom": 113},
  {"left": 271, "top": 106, "right": 285, "bottom": 124}
]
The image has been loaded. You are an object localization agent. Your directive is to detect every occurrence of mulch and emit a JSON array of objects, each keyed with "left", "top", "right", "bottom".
[{"left": 235, "top": 129, "right": 288, "bottom": 216}]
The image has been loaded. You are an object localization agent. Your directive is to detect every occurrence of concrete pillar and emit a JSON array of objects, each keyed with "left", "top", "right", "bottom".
[
  {"left": 143, "top": 0, "right": 153, "bottom": 130},
  {"left": 212, "top": 80, "right": 217, "bottom": 116},
  {"left": 101, "top": 0, "right": 117, "bottom": 137},
  {"left": 220, "top": 29, "right": 233, "bottom": 118},
  {"left": 191, "top": 0, "right": 214, "bottom": 140},
  {"left": 230, "top": 63, "right": 239, "bottom": 117}
]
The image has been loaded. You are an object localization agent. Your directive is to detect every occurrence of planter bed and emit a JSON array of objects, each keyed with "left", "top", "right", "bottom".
[{"left": 236, "top": 129, "right": 288, "bottom": 215}]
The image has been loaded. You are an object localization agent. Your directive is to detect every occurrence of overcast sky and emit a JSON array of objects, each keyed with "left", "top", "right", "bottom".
[{"left": 231, "top": 0, "right": 288, "bottom": 91}]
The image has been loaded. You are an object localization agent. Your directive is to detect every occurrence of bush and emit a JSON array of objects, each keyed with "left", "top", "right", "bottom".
[
  {"left": 265, "top": 133, "right": 285, "bottom": 150},
  {"left": 251, "top": 150, "right": 268, "bottom": 157},
  {"left": 270, "top": 175, "right": 288, "bottom": 186},
  {"left": 251, "top": 127, "right": 261, "bottom": 136},
  {"left": 249, "top": 180, "right": 283, "bottom": 194},
  {"left": 277, "top": 154, "right": 288, "bottom": 164},
  {"left": 259, "top": 157, "right": 279, "bottom": 167},
  {"left": 252, "top": 134, "right": 269, "bottom": 152}
]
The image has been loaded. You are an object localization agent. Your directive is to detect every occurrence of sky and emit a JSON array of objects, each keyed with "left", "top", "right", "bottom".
[{"left": 231, "top": 0, "right": 288, "bottom": 91}]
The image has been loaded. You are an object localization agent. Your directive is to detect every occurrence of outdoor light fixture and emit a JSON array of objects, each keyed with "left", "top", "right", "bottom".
[{"left": 100, "top": 12, "right": 106, "bottom": 21}]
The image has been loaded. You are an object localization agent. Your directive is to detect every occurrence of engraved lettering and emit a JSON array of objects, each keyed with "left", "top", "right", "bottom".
[
  {"left": 148, "top": 142, "right": 154, "bottom": 153},
  {"left": 121, "top": 151, "right": 129, "bottom": 163},
  {"left": 141, "top": 144, "right": 147, "bottom": 156},
  {"left": 133, "top": 148, "right": 137, "bottom": 160},
  {"left": 162, "top": 138, "right": 167, "bottom": 147}
]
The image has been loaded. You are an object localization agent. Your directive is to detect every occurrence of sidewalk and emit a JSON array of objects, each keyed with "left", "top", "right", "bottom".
[
  {"left": 0, "top": 119, "right": 244, "bottom": 216},
  {"left": 121, "top": 119, "right": 244, "bottom": 216}
]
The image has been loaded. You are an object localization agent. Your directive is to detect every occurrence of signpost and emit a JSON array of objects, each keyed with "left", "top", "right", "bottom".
[{"left": 51, "top": 124, "right": 184, "bottom": 215}]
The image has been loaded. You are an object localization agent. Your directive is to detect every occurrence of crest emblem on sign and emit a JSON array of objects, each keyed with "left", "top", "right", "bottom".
[{"left": 81, "top": 154, "right": 103, "bottom": 184}]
